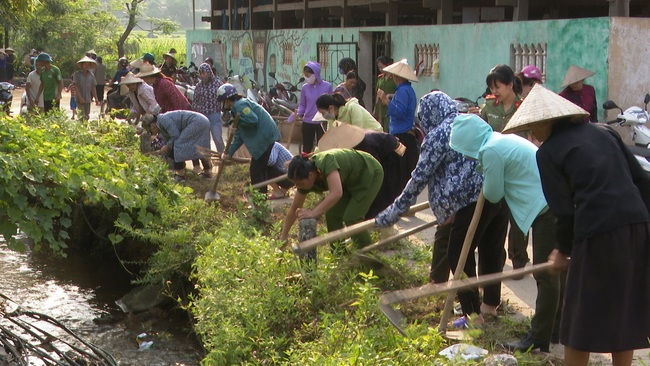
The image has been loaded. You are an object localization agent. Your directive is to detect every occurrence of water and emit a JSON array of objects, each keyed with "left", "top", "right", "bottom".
[{"left": 0, "top": 237, "right": 202, "bottom": 365}]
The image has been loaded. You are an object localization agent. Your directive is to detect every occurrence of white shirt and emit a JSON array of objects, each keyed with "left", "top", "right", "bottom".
[{"left": 26, "top": 70, "right": 44, "bottom": 108}]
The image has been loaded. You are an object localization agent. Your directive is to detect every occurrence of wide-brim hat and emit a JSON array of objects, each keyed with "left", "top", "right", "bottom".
[
  {"left": 502, "top": 84, "right": 589, "bottom": 134},
  {"left": 382, "top": 59, "right": 418, "bottom": 82},
  {"left": 76, "top": 56, "right": 97, "bottom": 64},
  {"left": 560, "top": 65, "right": 595, "bottom": 88},
  {"left": 130, "top": 58, "right": 144, "bottom": 70},
  {"left": 120, "top": 72, "right": 143, "bottom": 86},
  {"left": 318, "top": 123, "right": 366, "bottom": 151},
  {"left": 36, "top": 53, "right": 53, "bottom": 62},
  {"left": 136, "top": 64, "right": 161, "bottom": 78},
  {"left": 4, "top": 47, "right": 14, "bottom": 53},
  {"left": 163, "top": 48, "right": 177, "bottom": 60}
]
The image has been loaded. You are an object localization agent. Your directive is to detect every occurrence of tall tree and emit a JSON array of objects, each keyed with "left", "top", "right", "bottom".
[
  {"left": 116, "top": 0, "right": 145, "bottom": 58},
  {"left": 0, "top": 0, "right": 39, "bottom": 47}
]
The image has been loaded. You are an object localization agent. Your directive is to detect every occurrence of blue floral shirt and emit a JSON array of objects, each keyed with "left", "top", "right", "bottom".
[{"left": 375, "top": 91, "right": 483, "bottom": 226}]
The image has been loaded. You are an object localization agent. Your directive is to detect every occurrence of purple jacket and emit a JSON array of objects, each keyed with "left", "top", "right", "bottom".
[{"left": 290, "top": 61, "right": 332, "bottom": 124}]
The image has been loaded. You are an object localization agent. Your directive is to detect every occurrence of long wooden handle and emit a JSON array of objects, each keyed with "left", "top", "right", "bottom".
[
  {"left": 209, "top": 114, "right": 240, "bottom": 194},
  {"left": 380, "top": 262, "right": 554, "bottom": 305},
  {"left": 439, "top": 193, "right": 485, "bottom": 331},
  {"left": 292, "top": 201, "right": 430, "bottom": 254},
  {"left": 251, "top": 174, "right": 288, "bottom": 189},
  {"left": 357, "top": 220, "right": 438, "bottom": 254}
]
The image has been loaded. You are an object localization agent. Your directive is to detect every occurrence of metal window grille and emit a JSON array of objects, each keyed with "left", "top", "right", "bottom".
[
  {"left": 414, "top": 44, "right": 439, "bottom": 77},
  {"left": 316, "top": 39, "right": 357, "bottom": 85},
  {"left": 510, "top": 43, "right": 547, "bottom": 83},
  {"left": 255, "top": 42, "right": 265, "bottom": 64},
  {"left": 282, "top": 43, "right": 293, "bottom": 65},
  {"left": 232, "top": 41, "right": 240, "bottom": 59}
]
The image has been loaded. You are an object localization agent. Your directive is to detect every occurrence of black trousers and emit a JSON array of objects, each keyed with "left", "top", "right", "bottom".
[
  {"left": 447, "top": 199, "right": 508, "bottom": 316},
  {"left": 250, "top": 143, "right": 293, "bottom": 194},
  {"left": 301, "top": 122, "right": 325, "bottom": 153}
]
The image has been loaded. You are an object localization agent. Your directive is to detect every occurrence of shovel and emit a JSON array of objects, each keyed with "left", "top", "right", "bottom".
[
  {"left": 251, "top": 174, "right": 289, "bottom": 190},
  {"left": 205, "top": 114, "right": 240, "bottom": 201},
  {"left": 378, "top": 262, "right": 554, "bottom": 335}
]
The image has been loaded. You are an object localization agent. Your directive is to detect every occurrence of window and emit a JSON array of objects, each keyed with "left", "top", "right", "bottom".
[
  {"left": 255, "top": 42, "right": 265, "bottom": 65},
  {"left": 510, "top": 43, "right": 547, "bottom": 82},
  {"left": 232, "top": 41, "right": 240, "bottom": 59},
  {"left": 414, "top": 44, "right": 439, "bottom": 77},
  {"left": 282, "top": 42, "right": 293, "bottom": 65},
  {"left": 317, "top": 44, "right": 330, "bottom": 70}
]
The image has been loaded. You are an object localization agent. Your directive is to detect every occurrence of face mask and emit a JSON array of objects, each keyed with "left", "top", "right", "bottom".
[
  {"left": 323, "top": 111, "right": 336, "bottom": 121},
  {"left": 338, "top": 67, "right": 345, "bottom": 75},
  {"left": 305, "top": 75, "right": 316, "bottom": 85}
]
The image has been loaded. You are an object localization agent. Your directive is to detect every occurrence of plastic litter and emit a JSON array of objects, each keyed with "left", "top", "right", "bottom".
[
  {"left": 136, "top": 333, "right": 154, "bottom": 351},
  {"left": 484, "top": 353, "right": 518, "bottom": 366},
  {"left": 439, "top": 343, "right": 488, "bottom": 361}
]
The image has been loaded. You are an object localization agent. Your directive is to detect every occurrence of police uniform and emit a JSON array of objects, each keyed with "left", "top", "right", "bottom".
[{"left": 480, "top": 94, "right": 530, "bottom": 270}]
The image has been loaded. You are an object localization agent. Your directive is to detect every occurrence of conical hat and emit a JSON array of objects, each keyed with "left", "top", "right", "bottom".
[
  {"left": 382, "top": 59, "right": 418, "bottom": 82},
  {"left": 502, "top": 84, "right": 589, "bottom": 134},
  {"left": 318, "top": 123, "right": 366, "bottom": 151},
  {"left": 560, "top": 65, "right": 595, "bottom": 88},
  {"left": 136, "top": 64, "right": 161, "bottom": 78},
  {"left": 119, "top": 72, "right": 143, "bottom": 85},
  {"left": 76, "top": 56, "right": 96, "bottom": 64}
]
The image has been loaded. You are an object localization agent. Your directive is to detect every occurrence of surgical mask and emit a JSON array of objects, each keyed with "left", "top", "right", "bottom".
[
  {"left": 323, "top": 111, "right": 336, "bottom": 121},
  {"left": 338, "top": 67, "right": 345, "bottom": 75},
  {"left": 305, "top": 75, "right": 316, "bottom": 85}
]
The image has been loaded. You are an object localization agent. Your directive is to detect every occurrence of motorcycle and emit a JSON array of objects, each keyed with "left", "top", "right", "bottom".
[
  {"left": 0, "top": 82, "right": 15, "bottom": 115},
  {"left": 268, "top": 72, "right": 301, "bottom": 104},
  {"left": 603, "top": 94, "right": 650, "bottom": 172}
]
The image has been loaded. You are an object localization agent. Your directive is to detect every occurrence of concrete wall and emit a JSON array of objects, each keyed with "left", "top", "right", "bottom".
[{"left": 187, "top": 18, "right": 611, "bottom": 115}]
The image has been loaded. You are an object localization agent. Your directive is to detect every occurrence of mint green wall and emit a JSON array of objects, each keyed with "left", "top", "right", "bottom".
[{"left": 187, "top": 18, "right": 610, "bottom": 116}]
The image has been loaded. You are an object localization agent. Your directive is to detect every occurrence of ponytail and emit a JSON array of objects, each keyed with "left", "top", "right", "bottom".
[
  {"left": 287, "top": 153, "right": 316, "bottom": 180},
  {"left": 316, "top": 93, "right": 347, "bottom": 110}
]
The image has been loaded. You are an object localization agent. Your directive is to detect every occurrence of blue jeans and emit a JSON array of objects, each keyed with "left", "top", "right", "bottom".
[{"left": 206, "top": 112, "right": 224, "bottom": 153}]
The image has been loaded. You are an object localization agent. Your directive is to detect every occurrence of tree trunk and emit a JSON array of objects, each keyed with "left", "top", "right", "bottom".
[{"left": 116, "top": 0, "right": 143, "bottom": 58}]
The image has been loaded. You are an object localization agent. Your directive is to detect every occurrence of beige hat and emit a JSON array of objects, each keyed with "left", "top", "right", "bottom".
[
  {"left": 560, "top": 65, "right": 595, "bottom": 88},
  {"left": 76, "top": 56, "right": 97, "bottom": 64},
  {"left": 136, "top": 64, "right": 161, "bottom": 78},
  {"left": 4, "top": 47, "right": 14, "bottom": 53},
  {"left": 119, "top": 72, "right": 143, "bottom": 85},
  {"left": 163, "top": 48, "right": 177, "bottom": 60},
  {"left": 382, "top": 59, "right": 418, "bottom": 82},
  {"left": 503, "top": 84, "right": 589, "bottom": 134},
  {"left": 318, "top": 123, "right": 366, "bottom": 151}
]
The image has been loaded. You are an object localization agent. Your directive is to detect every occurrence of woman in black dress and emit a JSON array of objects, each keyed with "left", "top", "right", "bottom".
[{"left": 503, "top": 84, "right": 650, "bottom": 366}]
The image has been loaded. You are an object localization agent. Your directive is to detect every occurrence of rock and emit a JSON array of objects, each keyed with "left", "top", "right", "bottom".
[
  {"left": 115, "top": 284, "right": 168, "bottom": 313},
  {"left": 484, "top": 354, "right": 518, "bottom": 366}
]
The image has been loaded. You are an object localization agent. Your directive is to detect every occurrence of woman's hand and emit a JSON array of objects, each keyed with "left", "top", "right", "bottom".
[
  {"left": 296, "top": 208, "right": 319, "bottom": 220},
  {"left": 548, "top": 249, "right": 569, "bottom": 274}
]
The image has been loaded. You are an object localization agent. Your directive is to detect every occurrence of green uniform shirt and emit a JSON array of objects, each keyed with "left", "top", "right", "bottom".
[
  {"left": 298, "top": 149, "right": 382, "bottom": 201},
  {"left": 480, "top": 95, "right": 522, "bottom": 132},
  {"left": 373, "top": 75, "right": 396, "bottom": 132},
  {"left": 40, "top": 65, "right": 62, "bottom": 101}
]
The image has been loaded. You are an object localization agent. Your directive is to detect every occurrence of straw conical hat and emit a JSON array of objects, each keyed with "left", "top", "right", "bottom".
[
  {"left": 76, "top": 56, "right": 97, "bottom": 64},
  {"left": 119, "top": 72, "right": 143, "bottom": 85},
  {"left": 318, "top": 123, "right": 366, "bottom": 151},
  {"left": 382, "top": 59, "right": 418, "bottom": 82},
  {"left": 560, "top": 65, "right": 595, "bottom": 88},
  {"left": 502, "top": 84, "right": 589, "bottom": 134},
  {"left": 136, "top": 64, "right": 161, "bottom": 78}
]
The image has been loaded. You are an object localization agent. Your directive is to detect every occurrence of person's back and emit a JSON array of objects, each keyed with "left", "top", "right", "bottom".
[{"left": 26, "top": 69, "right": 44, "bottom": 110}]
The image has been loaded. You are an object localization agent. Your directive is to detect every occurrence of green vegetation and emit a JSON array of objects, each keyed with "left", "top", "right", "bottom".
[{"left": 0, "top": 111, "right": 561, "bottom": 365}]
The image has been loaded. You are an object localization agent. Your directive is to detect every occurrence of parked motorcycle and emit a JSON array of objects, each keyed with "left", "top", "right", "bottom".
[
  {"left": 603, "top": 94, "right": 650, "bottom": 172},
  {"left": 268, "top": 72, "right": 301, "bottom": 104},
  {"left": 0, "top": 82, "right": 15, "bottom": 115}
]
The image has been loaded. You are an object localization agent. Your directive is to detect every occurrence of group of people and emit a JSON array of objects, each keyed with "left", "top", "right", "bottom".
[
  {"left": 275, "top": 59, "right": 648, "bottom": 366},
  {"left": 0, "top": 47, "right": 17, "bottom": 82}
]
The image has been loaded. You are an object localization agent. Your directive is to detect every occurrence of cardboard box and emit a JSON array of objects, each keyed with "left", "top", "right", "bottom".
[{"left": 277, "top": 118, "right": 302, "bottom": 144}]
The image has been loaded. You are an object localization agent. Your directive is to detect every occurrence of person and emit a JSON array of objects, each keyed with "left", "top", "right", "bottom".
[
  {"left": 25, "top": 65, "right": 44, "bottom": 113},
  {"left": 193, "top": 63, "right": 225, "bottom": 153},
  {"left": 375, "top": 91, "right": 508, "bottom": 321},
  {"left": 217, "top": 83, "right": 287, "bottom": 196},
  {"left": 558, "top": 65, "right": 598, "bottom": 122},
  {"left": 119, "top": 72, "right": 159, "bottom": 118},
  {"left": 318, "top": 123, "right": 405, "bottom": 219},
  {"left": 288, "top": 61, "right": 332, "bottom": 154},
  {"left": 478, "top": 64, "right": 529, "bottom": 274},
  {"left": 4, "top": 48, "right": 15, "bottom": 82},
  {"left": 160, "top": 48, "right": 178, "bottom": 79},
  {"left": 204, "top": 57, "right": 218, "bottom": 77},
  {"left": 450, "top": 113, "right": 564, "bottom": 352},
  {"left": 333, "top": 71, "right": 357, "bottom": 100},
  {"left": 280, "top": 149, "right": 383, "bottom": 249},
  {"left": 94, "top": 56, "right": 107, "bottom": 106},
  {"left": 502, "top": 84, "right": 650, "bottom": 366},
  {"left": 517, "top": 65, "right": 543, "bottom": 98},
  {"left": 130, "top": 53, "right": 155, "bottom": 73},
  {"left": 137, "top": 64, "right": 190, "bottom": 113},
  {"left": 373, "top": 56, "right": 396, "bottom": 132},
  {"left": 265, "top": 142, "right": 295, "bottom": 199},
  {"left": 107, "top": 57, "right": 131, "bottom": 110},
  {"left": 72, "top": 56, "right": 98, "bottom": 120},
  {"left": 0, "top": 49, "right": 6, "bottom": 82},
  {"left": 143, "top": 110, "right": 212, "bottom": 182},
  {"left": 65, "top": 78, "right": 77, "bottom": 120},
  {"left": 337, "top": 57, "right": 366, "bottom": 108},
  {"left": 376, "top": 58, "right": 419, "bottom": 192},
  {"left": 35, "top": 53, "right": 64, "bottom": 113},
  {"left": 315, "top": 93, "right": 383, "bottom": 132}
]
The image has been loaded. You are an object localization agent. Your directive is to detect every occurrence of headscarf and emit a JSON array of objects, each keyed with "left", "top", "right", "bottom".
[{"left": 193, "top": 62, "right": 223, "bottom": 115}]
